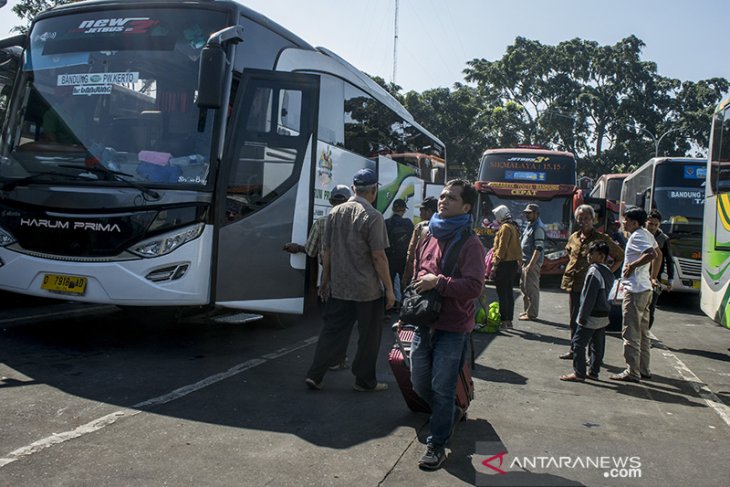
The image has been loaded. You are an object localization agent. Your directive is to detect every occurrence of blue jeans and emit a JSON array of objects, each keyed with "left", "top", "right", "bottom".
[
  {"left": 410, "top": 326, "right": 468, "bottom": 448},
  {"left": 571, "top": 325, "right": 606, "bottom": 378}
]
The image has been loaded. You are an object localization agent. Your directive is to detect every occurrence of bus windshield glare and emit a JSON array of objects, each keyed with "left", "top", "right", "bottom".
[{"left": 2, "top": 9, "right": 226, "bottom": 188}]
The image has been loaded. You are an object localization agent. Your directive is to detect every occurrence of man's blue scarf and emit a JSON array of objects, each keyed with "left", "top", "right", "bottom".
[{"left": 428, "top": 213, "right": 473, "bottom": 267}]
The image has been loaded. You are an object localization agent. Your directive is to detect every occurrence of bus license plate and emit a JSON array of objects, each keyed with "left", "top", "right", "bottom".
[
  {"left": 692, "top": 280, "right": 701, "bottom": 289},
  {"left": 41, "top": 274, "right": 87, "bottom": 295}
]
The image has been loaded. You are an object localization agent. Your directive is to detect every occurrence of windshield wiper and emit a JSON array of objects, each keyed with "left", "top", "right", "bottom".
[
  {"left": 58, "top": 164, "right": 160, "bottom": 201},
  {"left": 1, "top": 171, "right": 86, "bottom": 192}
]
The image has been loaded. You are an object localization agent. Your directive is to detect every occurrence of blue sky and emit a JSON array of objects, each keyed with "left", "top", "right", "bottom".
[{"left": 1, "top": 0, "right": 727, "bottom": 93}]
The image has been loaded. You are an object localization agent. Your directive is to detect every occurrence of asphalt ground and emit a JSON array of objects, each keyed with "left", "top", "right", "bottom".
[{"left": 0, "top": 286, "right": 728, "bottom": 486}]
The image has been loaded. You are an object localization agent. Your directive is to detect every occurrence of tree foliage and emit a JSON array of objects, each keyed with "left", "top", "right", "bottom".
[
  {"left": 11, "top": 0, "right": 71, "bottom": 33},
  {"left": 410, "top": 35, "right": 727, "bottom": 178}
]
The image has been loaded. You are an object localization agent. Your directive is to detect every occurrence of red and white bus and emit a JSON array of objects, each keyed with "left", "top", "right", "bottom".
[{"left": 475, "top": 147, "right": 581, "bottom": 275}]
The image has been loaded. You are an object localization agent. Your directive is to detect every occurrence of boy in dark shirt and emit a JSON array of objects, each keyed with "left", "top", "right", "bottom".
[{"left": 560, "top": 240, "right": 615, "bottom": 382}]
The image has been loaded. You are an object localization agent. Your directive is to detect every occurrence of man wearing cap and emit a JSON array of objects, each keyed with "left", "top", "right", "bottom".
[
  {"left": 305, "top": 168, "right": 395, "bottom": 392},
  {"left": 519, "top": 203, "right": 546, "bottom": 320},
  {"left": 385, "top": 198, "right": 414, "bottom": 306},
  {"left": 284, "top": 185, "right": 353, "bottom": 370},
  {"left": 402, "top": 196, "right": 438, "bottom": 289}
]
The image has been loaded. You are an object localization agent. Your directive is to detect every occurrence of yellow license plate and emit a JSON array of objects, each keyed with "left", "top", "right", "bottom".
[
  {"left": 692, "top": 280, "right": 701, "bottom": 289},
  {"left": 41, "top": 274, "right": 87, "bottom": 295}
]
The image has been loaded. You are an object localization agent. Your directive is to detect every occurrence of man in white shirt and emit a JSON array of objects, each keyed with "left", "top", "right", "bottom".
[{"left": 610, "top": 207, "right": 661, "bottom": 383}]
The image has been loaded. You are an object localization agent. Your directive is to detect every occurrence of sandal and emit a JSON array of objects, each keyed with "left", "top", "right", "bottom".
[{"left": 559, "top": 373, "right": 585, "bottom": 382}]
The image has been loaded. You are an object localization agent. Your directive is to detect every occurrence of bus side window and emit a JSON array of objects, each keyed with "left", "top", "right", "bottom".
[
  {"left": 225, "top": 82, "right": 307, "bottom": 223},
  {"left": 717, "top": 107, "right": 730, "bottom": 193}
]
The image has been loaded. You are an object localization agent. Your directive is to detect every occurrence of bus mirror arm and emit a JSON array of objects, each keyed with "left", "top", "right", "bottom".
[
  {"left": 0, "top": 34, "right": 26, "bottom": 50},
  {"left": 206, "top": 25, "right": 245, "bottom": 46},
  {"left": 196, "top": 26, "right": 245, "bottom": 109}
]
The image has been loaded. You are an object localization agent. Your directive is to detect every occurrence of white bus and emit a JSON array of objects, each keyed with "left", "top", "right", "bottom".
[
  {"left": 620, "top": 157, "right": 705, "bottom": 293},
  {"left": 0, "top": 0, "right": 445, "bottom": 316},
  {"left": 701, "top": 98, "right": 730, "bottom": 328}
]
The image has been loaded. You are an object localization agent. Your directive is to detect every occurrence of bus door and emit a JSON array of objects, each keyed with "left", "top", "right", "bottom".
[
  {"left": 0, "top": 36, "right": 23, "bottom": 127},
  {"left": 215, "top": 69, "right": 319, "bottom": 314}
]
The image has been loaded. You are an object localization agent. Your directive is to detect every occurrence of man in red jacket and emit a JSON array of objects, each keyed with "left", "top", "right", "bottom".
[{"left": 408, "top": 179, "right": 486, "bottom": 470}]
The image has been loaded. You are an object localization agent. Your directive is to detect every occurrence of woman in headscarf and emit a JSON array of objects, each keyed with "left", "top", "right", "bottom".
[{"left": 491, "top": 205, "right": 522, "bottom": 329}]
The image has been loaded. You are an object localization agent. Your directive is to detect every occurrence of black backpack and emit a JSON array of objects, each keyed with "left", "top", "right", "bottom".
[{"left": 386, "top": 215, "right": 414, "bottom": 259}]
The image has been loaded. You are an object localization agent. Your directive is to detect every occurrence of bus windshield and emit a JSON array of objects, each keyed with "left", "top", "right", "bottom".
[
  {"left": 477, "top": 194, "right": 572, "bottom": 250},
  {"left": 479, "top": 152, "right": 577, "bottom": 185},
  {"left": 2, "top": 9, "right": 226, "bottom": 188},
  {"left": 653, "top": 163, "right": 705, "bottom": 223}
]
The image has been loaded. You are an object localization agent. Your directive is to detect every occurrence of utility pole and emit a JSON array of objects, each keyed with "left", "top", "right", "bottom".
[
  {"left": 637, "top": 127, "right": 682, "bottom": 157},
  {"left": 392, "top": 0, "right": 399, "bottom": 85}
]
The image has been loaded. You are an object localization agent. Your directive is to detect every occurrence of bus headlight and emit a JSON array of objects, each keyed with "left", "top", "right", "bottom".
[
  {"left": 129, "top": 223, "right": 204, "bottom": 258},
  {"left": 545, "top": 250, "right": 567, "bottom": 261},
  {"left": 0, "top": 227, "right": 16, "bottom": 246}
]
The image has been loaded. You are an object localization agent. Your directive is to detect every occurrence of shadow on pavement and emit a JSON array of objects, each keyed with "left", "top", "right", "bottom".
[
  {"left": 472, "top": 363, "right": 528, "bottom": 385},
  {"left": 475, "top": 472, "right": 585, "bottom": 486},
  {"left": 531, "top": 318, "right": 568, "bottom": 330},
  {"left": 656, "top": 292, "right": 703, "bottom": 315},
  {"left": 501, "top": 328, "right": 571, "bottom": 348},
  {"left": 0, "top": 377, "right": 38, "bottom": 388},
  {"left": 668, "top": 347, "right": 730, "bottom": 363}
]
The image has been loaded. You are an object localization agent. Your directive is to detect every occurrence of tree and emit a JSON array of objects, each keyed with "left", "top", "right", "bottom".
[
  {"left": 369, "top": 75, "right": 485, "bottom": 178},
  {"left": 11, "top": 0, "right": 71, "bottom": 33},
  {"left": 402, "top": 84, "right": 484, "bottom": 178},
  {"left": 463, "top": 35, "right": 729, "bottom": 177}
]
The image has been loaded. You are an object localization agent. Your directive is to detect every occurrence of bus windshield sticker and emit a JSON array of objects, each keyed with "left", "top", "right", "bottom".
[
  {"left": 72, "top": 85, "right": 112, "bottom": 96},
  {"left": 76, "top": 18, "right": 157, "bottom": 35},
  {"left": 667, "top": 190, "right": 703, "bottom": 201},
  {"left": 58, "top": 72, "right": 139, "bottom": 86},
  {"left": 683, "top": 166, "right": 706, "bottom": 180},
  {"left": 490, "top": 182, "right": 560, "bottom": 192},
  {"left": 490, "top": 159, "right": 564, "bottom": 172},
  {"left": 506, "top": 171, "right": 546, "bottom": 182}
]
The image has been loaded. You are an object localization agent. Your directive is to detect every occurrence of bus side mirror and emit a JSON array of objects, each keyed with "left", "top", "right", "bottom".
[
  {"left": 196, "top": 25, "right": 245, "bottom": 110},
  {"left": 196, "top": 44, "right": 226, "bottom": 109}
]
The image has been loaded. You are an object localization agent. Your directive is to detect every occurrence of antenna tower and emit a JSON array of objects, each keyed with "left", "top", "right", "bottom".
[{"left": 392, "top": 0, "right": 399, "bottom": 85}]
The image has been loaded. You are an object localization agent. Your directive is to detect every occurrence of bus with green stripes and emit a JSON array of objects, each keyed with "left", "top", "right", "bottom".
[{"left": 701, "top": 98, "right": 730, "bottom": 328}]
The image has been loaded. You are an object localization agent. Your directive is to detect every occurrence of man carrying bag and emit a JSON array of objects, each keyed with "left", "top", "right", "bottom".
[{"left": 405, "top": 179, "right": 486, "bottom": 470}]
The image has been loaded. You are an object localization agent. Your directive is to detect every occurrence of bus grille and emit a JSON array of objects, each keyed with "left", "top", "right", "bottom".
[
  {"left": 676, "top": 257, "right": 701, "bottom": 278},
  {"left": 11, "top": 247, "right": 136, "bottom": 263}
]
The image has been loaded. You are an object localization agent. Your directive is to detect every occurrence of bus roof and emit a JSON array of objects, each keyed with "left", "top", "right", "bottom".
[
  {"left": 34, "top": 0, "right": 315, "bottom": 52},
  {"left": 482, "top": 148, "right": 576, "bottom": 158},
  {"left": 647, "top": 156, "right": 704, "bottom": 166},
  {"left": 594, "top": 173, "right": 629, "bottom": 182},
  {"left": 625, "top": 157, "right": 705, "bottom": 181},
  {"left": 387, "top": 152, "right": 445, "bottom": 166}
]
